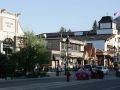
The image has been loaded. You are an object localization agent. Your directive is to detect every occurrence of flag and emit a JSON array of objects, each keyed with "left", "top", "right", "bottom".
[{"left": 114, "top": 11, "right": 120, "bottom": 16}]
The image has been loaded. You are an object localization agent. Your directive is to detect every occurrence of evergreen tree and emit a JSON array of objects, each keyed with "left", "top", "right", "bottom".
[
  {"left": 59, "top": 27, "right": 72, "bottom": 32},
  {"left": 68, "top": 29, "right": 71, "bottom": 32},
  {"left": 92, "top": 20, "right": 97, "bottom": 32},
  {"left": 59, "top": 26, "right": 67, "bottom": 32}
]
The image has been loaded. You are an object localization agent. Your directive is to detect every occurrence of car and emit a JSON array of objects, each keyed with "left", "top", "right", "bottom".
[
  {"left": 84, "top": 64, "right": 93, "bottom": 71},
  {"left": 84, "top": 64, "right": 96, "bottom": 72},
  {"left": 96, "top": 66, "right": 109, "bottom": 75}
]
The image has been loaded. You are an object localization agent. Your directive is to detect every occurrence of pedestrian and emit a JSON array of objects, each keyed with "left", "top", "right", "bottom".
[{"left": 66, "top": 71, "right": 71, "bottom": 82}]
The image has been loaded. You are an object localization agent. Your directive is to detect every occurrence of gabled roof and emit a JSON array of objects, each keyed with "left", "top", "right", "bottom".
[{"left": 99, "top": 16, "right": 116, "bottom": 23}]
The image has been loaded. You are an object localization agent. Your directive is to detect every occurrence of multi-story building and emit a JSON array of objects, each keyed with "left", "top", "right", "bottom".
[
  {"left": 0, "top": 9, "right": 24, "bottom": 55},
  {"left": 39, "top": 16, "right": 120, "bottom": 67},
  {"left": 73, "top": 16, "right": 119, "bottom": 67},
  {"left": 44, "top": 37, "right": 85, "bottom": 70}
]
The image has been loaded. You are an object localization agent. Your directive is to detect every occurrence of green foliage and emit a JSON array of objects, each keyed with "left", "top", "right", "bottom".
[
  {"left": 59, "top": 27, "right": 67, "bottom": 32},
  {"left": 0, "top": 53, "right": 15, "bottom": 77},
  {"left": 92, "top": 20, "right": 97, "bottom": 32},
  {"left": 68, "top": 29, "right": 71, "bottom": 32},
  {"left": 17, "top": 31, "right": 51, "bottom": 75},
  {"left": 0, "top": 31, "right": 51, "bottom": 78},
  {"left": 59, "top": 26, "right": 72, "bottom": 32},
  {"left": 0, "top": 53, "right": 7, "bottom": 66},
  {"left": 0, "top": 53, "right": 8, "bottom": 74}
]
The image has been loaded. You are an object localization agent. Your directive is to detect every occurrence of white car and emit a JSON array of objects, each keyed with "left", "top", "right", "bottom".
[{"left": 96, "top": 66, "right": 109, "bottom": 74}]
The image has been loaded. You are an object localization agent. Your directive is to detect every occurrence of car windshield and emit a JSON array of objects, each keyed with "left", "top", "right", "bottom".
[{"left": 84, "top": 65, "right": 91, "bottom": 68}]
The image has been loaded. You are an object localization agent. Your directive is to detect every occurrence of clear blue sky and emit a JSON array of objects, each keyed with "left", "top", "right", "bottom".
[{"left": 0, "top": 0, "right": 120, "bottom": 34}]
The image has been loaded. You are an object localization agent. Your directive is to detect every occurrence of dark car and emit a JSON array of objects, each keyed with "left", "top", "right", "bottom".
[{"left": 84, "top": 64, "right": 93, "bottom": 71}]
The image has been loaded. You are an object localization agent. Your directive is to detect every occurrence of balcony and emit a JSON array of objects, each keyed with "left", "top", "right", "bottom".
[{"left": 61, "top": 49, "right": 84, "bottom": 58}]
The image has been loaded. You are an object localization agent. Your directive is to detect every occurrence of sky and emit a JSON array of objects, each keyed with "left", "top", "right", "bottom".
[{"left": 0, "top": 0, "right": 120, "bottom": 34}]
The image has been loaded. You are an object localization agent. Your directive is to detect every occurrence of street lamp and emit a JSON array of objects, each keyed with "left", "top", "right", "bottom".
[
  {"left": 65, "top": 36, "right": 70, "bottom": 74},
  {"left": 113, "top": 46, "right": 116, "bottom": 62},
  {"left": 65, "top": 36, "right": 71, "bottom": 82}
]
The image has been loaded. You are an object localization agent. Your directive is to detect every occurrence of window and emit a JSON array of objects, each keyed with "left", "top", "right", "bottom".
[
  {"left": 74, "top": 44, "right": 77, "bottom": 51},
  {"left": 61, "top": 42, "right": 64, "bottom": 49}
]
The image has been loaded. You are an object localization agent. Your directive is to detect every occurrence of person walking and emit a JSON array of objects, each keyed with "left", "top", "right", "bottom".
[{"left": 66, "top": 71, "right": 71, "bottom": 82}]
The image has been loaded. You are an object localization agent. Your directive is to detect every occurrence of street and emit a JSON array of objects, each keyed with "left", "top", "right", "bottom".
[
  {"left": 0, "top": 71, "right": 120, "bottom": 90},
  {"left": 48, "top": 79, "right": 120, "bottom": 90}
]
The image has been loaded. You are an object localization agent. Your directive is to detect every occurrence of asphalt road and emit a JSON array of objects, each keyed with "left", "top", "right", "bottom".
[
  {"left": 0, "top": 77, "right": 67, "bottom": 88},
  {"left": 0, "top": 71, "right": 119, "bottom": 90},
  {"left": 48, "top": 79, "right": 120, "bottom": 90}
]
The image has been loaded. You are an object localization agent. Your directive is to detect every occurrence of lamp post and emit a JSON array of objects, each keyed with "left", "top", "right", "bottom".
[
  {"left": 65, "top": 36, "right": 71, "bottom": 82},
  {"left": 113, "top": 46, "right": 116, "bottom": 62},
  {"left": 65, "top": 36, "right": 70, "bottom": 74}
]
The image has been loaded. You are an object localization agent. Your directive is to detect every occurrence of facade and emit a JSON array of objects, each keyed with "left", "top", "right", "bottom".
[
  {"left": 39, "top": 16, "right": 120, "bottom": 67},
  {"left": 0, "top": 9, "right": 24, "bottom": 54},
  {"left": 84, "top": 43, "right": 96, "bottom": 65},
  {"left": 45, "top": 37, "right": 85, "bottom": 70},
  {"left": 73, "top": 16, "right": 119, "bottom": 66}
]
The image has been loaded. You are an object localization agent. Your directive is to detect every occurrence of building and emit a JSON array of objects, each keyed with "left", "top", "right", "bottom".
[
  {"left": 73, "top": 16, "right": 119, "bottom": 66},
  {"left": 0, "top": 9, "right": 24, "bottom": 55},
  {"left": 44, "top": 37, "right": 85, "bottom": 70},
  {"left": 39, "top": 16, "right": 120, "bottom": 67}
]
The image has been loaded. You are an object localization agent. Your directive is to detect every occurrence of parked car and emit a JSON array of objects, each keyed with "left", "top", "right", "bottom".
[
  {"left": 84, "top": 64, "right": 92, "bottom": 71},
  {"left": 96, "top": 66, "right": 109, "bottom": 75},
  {"left": 84, "top": 64, "right": 96, "bottom": 72}
]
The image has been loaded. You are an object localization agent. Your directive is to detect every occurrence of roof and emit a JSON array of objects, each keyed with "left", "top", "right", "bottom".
[
  {"left": 71, "top": 34, "right": 115, "bottom": 41},
  {"left": 38, "top": 32, "right": 74, "bottom": 38},
  {"left": 99, "top": 16, "right": 116, "bottom": 23},
  {"left": 38, "top": 30, "right": 97, "bottom": 38}
]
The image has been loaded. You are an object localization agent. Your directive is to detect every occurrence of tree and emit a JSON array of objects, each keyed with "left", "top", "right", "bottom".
[
  {"left": 16, "top": 31, "right": 51, "bottom": 75},
  {"left": 4, "top": 31, "right": 51, "bottom": 77},
  {"left": 0, "top": 53, "right": 8, "bottom": 78},
  {"left": 59, "top": 27, "right": 72, "bottom": 32},
  {"left": 59, "top": 27, "right": 67, "bottom": 32},
  {"left": 92, "top": 20, "right": 98, "bottom": 32},
  {"left": 68, "top": 29, "right": 71, "bottom": 32}
]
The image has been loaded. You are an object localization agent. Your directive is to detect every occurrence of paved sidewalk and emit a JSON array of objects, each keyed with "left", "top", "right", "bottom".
[
  {"left": 47, "top": 71, "right": 119, "bottom": 80},
  {"left": 47, "top": 71, "right": 76, "bottom": 77},
  {"left": 0, "top": 71, "right": 119, "bottom": 82}
]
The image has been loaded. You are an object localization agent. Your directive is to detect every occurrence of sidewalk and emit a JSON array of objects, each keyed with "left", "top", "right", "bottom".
[
  {"left": 47, "top": 71, "right": 76, "bottom": 77},
  {"left": 47, "top": 71, "right": 120, "bottom": 80},
  {"left": 0, "top": 71, "right": 119, "bottom": 82}
]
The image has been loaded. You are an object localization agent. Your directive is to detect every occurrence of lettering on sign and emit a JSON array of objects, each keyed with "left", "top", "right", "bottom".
[{"left": 5, "top": 22, "right": 14, "bottom": 28}]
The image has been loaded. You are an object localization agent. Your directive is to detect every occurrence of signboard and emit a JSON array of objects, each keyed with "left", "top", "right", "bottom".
[{"left": 3, "top": 17, "right": 15, "bottom": 32}]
